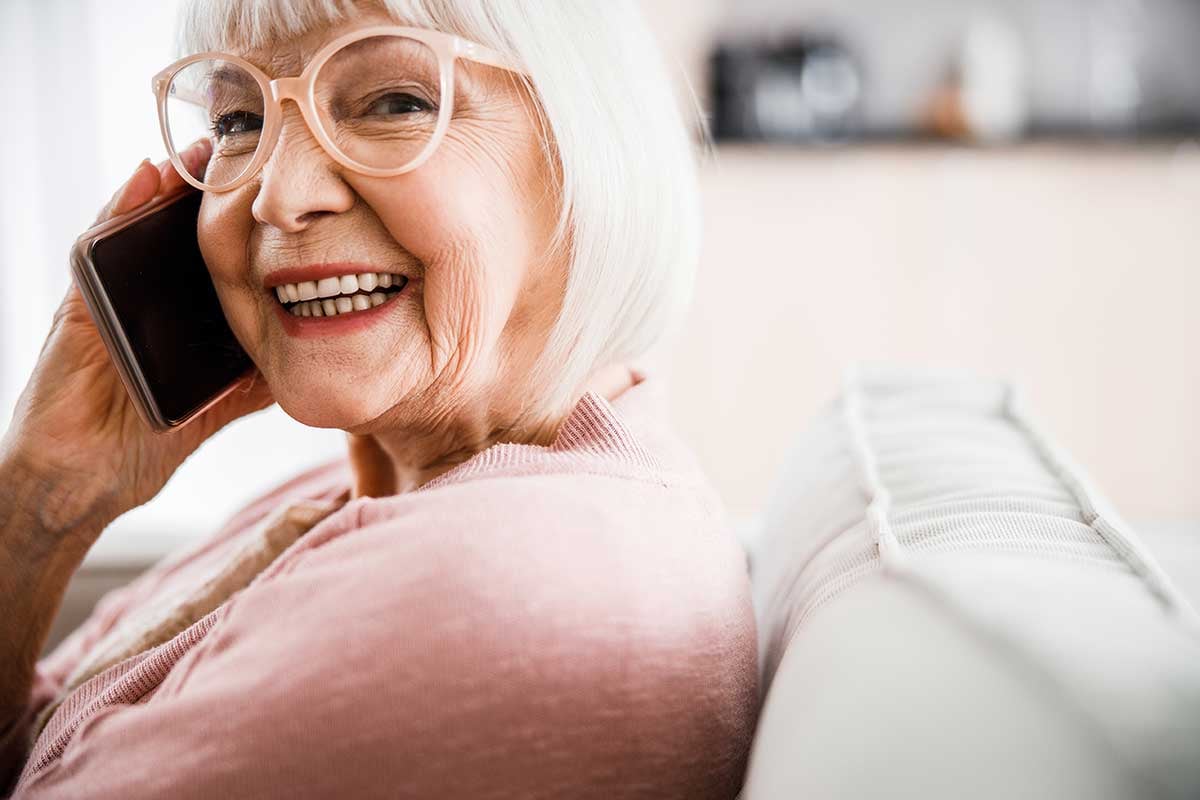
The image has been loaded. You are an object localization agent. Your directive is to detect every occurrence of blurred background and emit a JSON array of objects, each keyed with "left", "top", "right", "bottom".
[{"left": 0, "top": 0, "right": 1196, "bottom": 650}]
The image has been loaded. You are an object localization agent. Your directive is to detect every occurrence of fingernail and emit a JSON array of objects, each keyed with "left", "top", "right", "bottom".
[
  {"left": 113, "top": 159, "right": 152, "bottom": 208},
  {"left": 126, "top": 158, "right": 151, "bottom": 184}
]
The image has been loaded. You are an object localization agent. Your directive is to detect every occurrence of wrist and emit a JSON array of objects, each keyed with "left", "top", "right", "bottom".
[{"left": 0, "top": 442, "right": 118, "bottom": 550}]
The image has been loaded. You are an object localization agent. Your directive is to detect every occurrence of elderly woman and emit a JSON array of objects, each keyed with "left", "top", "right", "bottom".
[{"left": 0, "top": 0, "right": 757, "bottom": 797}]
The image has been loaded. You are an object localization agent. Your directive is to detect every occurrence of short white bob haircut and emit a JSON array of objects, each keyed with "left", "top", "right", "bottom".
[{"left": 176, "top": 0, "right": 704, "bottom": 422}]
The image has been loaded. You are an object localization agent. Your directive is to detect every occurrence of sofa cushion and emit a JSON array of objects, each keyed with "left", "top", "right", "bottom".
[{"left": 743, "top": 366, "right": 1200, "bottom": 799}]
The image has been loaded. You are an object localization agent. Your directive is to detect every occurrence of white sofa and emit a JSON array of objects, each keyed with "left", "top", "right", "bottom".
[{"left": 740, "top": 366, "right": 1200, "bottom": 799}]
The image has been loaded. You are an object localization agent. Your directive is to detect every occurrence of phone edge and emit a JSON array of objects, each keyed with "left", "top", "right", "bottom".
[
  {"left": 69, "top": 236, "right": 173, "bottom": 433},
  {"left": 72, "top": 184, "right": 259, "bottom": 433}
]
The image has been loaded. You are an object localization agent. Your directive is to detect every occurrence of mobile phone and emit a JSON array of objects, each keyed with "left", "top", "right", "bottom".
[{"left": 69, "top": 184, "right": 255, "bottom": 433}]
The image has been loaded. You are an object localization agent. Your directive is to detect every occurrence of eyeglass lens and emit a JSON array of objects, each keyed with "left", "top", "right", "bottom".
[{"left": 164, "top": 35, "right": 442, "bottom": 188}]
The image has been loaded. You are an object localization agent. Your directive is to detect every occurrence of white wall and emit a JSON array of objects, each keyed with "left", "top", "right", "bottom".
[{"left": 666, "top": 143, "right": 1200, "bottom": 522}]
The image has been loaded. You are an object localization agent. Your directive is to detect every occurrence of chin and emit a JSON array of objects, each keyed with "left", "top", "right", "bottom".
[{"left": 271, "top": 381, "right": 388, "bottom": 431}]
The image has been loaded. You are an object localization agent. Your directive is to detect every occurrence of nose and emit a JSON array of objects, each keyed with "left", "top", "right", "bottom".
[{"left": 250, "top": 102, "right": 355, "bottom": 232}]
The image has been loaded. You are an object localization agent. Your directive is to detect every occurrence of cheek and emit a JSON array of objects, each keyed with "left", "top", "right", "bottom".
[
  {"left": 356, "top": 174, "right": 530, "bottom": 339},
  {"left": 197, "top": 195, "right": 262, "bottom": 345},
  {"left": 359, "top": 168, "right": 523, "bottom": 264},
  {"left": 198, "top": 194, "right": 253, "bottom": 289}
]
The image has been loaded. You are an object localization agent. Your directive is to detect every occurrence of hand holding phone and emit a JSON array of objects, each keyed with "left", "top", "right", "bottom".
[{"left": 0, "top": 150, "right": 275, "bottom": 530}]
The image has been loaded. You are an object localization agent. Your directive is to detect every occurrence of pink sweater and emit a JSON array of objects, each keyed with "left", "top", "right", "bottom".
[{"left": 6, "top": 367, "right": 759, "bottom": 798}]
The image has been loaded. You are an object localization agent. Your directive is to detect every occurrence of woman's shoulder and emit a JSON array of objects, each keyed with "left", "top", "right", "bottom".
[
  {"left": 227, "top": 454, "right": 758, "bottom": 799},
  {"left": 288, "top": 416, "right": 756, "bottom": 703},
  {"left": 349, "top": 462, "right": 735, "bottom": 574}
]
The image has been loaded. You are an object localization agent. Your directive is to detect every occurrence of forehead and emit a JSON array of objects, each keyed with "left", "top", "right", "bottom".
[{"left": 233, "top": 6, "right": 400, "bottom": 76}]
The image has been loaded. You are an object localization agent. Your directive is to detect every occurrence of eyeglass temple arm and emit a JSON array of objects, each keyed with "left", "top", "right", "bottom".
[
  {"left": 457, "top": 39, "right": 525, "bottom": 73},
  {"left": 152, "top": 76, "right": 206, "bottom": 105}
]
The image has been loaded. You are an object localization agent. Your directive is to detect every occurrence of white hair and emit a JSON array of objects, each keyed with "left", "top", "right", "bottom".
[{"left": 177, "top": 0, "right": 704, "bottom": 424}]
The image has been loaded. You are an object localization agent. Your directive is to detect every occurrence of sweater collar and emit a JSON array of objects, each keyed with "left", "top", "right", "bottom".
[{"left": 412, "top": 363, "right": 667, "bottom": 493}]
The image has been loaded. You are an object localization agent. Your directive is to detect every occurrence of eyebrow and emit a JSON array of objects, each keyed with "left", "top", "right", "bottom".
[
  {"left": 207, "top": 64, "right": 259, "bottom": 90},
  {"left": 195, "top": 64, "right": 263, "bottom": 108}
]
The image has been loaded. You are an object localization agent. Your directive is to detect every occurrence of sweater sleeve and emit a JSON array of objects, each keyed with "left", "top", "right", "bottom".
[
  {"left": 12, "top": 480, "right": 758, "bottom": 799},
  {"left": 0, "top": 668, "right": 57, "bottom": 798},
  {"left": 4, "top": 464, "right": 353, "bottom": 796},
  {"left": 1, "top": 569, "right": 152, "bottom": 798}
]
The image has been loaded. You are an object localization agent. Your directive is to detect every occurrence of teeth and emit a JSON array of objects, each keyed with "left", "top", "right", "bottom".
[
  {"left": 273, "top": 273, "right": 407, "bottom": 318},
  {"left": 274, "top": 273, "right": 404, "bottom": 301},
  {"left": 316, "top": 277, "right": 341, "bottom": 298},
  {"left": 290, "top": 290, "right": 400, "bottom": 317}
]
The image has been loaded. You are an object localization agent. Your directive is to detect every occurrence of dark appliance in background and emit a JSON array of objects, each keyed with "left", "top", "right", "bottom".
[
  {"left": 710, "top": 38, "right": 863, "bottom": 142},
  {"left": 707, "top": 0, "right": 1200, "bottom": 145}
]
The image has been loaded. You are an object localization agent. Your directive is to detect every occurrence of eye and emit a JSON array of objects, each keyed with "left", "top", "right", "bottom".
[
  {"left": 365, "top": 92, "right": 434, "bottom": 116},
  {"left": 211, "top": 110, "right": 263, "bottom": 138}
]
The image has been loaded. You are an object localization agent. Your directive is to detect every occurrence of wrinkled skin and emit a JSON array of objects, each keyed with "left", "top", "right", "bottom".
[{"left": 199, "top": 8, "right": 577, "bottom": 495}]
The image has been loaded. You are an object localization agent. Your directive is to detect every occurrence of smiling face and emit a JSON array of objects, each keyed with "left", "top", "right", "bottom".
[{"left": 196, "top": 9, "right": 565, "bottom": 436}]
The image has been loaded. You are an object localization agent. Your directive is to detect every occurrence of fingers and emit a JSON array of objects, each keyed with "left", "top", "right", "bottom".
[
  {"left": 159, "top": 139, "right": 213, "bottom": 195},
  {"left": 158, "top": 158, "right": 186, "bottom": 196},
  {"left": 92, "top": 159, "right": 159, "bottom": 226},
  {"left": 92, "top": 139, "right": 213, "bottom": 227},
  {"left": 111, "top": 160, "right": 162, "bottom": 216}
]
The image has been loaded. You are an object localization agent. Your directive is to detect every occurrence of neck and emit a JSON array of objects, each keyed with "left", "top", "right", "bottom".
[{"left": 347, "top": 362, "right": 635, "bottom": 498}]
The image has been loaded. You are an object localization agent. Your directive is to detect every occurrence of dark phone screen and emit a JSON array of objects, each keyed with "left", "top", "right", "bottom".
[{"left": 90, "top": 189, "right": 253, "bottom": 425}]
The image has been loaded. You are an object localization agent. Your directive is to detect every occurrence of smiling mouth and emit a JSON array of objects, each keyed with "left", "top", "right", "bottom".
[{"left": 271, "top": 271, "right": 410, "bottom": 317}]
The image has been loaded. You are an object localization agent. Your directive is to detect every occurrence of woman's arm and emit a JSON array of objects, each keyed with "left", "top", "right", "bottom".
[
  {"left": 0, "top": 148, "right": 275, "bottom": 795},
  {"left": 0, "top": 453, "right": 114, "bottom": 794}
]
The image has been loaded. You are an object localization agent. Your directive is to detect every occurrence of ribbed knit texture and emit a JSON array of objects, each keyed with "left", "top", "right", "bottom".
[
  {"left": 5, "top": 365, "right": 760, "bottom": 800},
  {"left": 28, "top": 495, "right": 351, "bottom": 743}
]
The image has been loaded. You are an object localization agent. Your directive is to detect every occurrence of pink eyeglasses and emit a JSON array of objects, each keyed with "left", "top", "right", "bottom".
[{"left": 152, "top": 25, "right": 527, "bottom": 192}]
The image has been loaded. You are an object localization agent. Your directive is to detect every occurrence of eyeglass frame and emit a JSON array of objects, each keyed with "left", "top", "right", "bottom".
[{"left": 151, "top": 24, "right": 528, "bottom": 193}]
